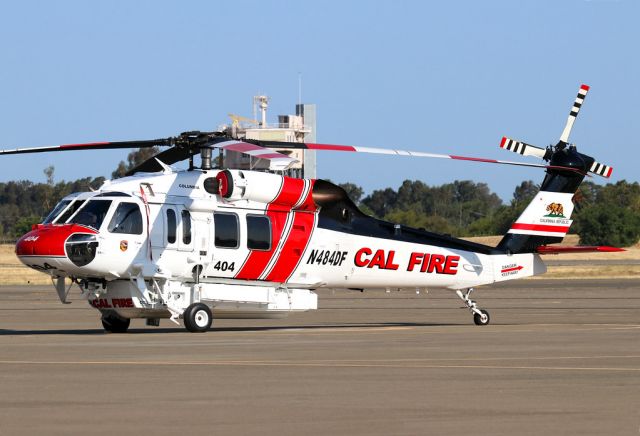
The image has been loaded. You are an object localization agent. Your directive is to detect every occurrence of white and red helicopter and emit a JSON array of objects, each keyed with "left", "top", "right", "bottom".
[{"left": 1, "top": 84, "right": 620, "bottom": 332}]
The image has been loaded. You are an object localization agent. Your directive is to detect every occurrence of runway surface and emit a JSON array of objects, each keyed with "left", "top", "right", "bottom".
[{"left": 0, "top": 279, "right": 639, "bottom": 435}]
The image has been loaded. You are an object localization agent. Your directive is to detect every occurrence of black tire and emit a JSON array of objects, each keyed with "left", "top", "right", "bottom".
[
  {"left": 101, "top": 313, "right": 131, "bottom": 333},
  {"left": 183, "top": 303, "right": 212, "bottom": 333},
  {"left": 473, "top": 309, "right": 490, "bottom": 326}
]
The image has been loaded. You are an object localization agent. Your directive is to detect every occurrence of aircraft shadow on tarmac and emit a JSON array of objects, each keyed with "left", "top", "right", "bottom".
[{"left": 0, "top": 321, "right": 450, "bottom": 336}]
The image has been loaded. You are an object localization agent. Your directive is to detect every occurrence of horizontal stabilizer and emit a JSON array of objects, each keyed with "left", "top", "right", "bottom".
[{"left": 536, "top": 245, "right": 625, "bottom": 254}]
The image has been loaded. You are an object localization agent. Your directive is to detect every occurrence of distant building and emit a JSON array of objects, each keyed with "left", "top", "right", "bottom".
[{"left": 221, "top": 96, "right": 316, "bottom": 179}]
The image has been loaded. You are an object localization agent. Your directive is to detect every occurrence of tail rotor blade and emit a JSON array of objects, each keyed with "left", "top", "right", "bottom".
[
  {"left": 499, "top": 136, "right": 547, "bottom": 159},
  {"left": 559, "top": 84, "right": 590, "bottom": 143},
  {"left": 589, "top": 160, "right": 613, "bottom": 178}
]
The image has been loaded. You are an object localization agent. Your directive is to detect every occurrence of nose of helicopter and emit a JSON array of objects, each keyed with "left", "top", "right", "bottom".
[{"left": 16, "top": 224, "right": 98, "bottom": 273}]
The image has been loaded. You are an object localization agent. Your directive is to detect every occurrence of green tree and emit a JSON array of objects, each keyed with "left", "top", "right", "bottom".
[
  {"left": 362, "top": 187, "right": 398, "bottom": 218},
  {"left": 512, "top": 180, "right": 538, "bottom": 207},
  {"left": 573, "top": 180, "right": 640, "bottom": 246},
  {"left": 338, "top": 182, "right": 364, "bottom": 204},
  {"left": 44, "top": 165, "right": 55, "bottom": 186},
  {"left": 13, "top": 215, "right": 41, "bottom": 238},
  {"left": 576, "top": 205, "right": 640, "bottom": 246}
]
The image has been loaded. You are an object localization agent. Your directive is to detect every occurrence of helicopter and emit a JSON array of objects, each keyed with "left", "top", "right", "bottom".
[{"left": 0, "top": 84, "right": 620, "bottom": 332}]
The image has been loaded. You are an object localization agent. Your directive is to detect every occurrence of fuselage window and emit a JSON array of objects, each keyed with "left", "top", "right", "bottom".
[
  {"left": 182, "top": 210, "right": 192, "bottom": 245},
  {"left": 246, "top": 215, "right": 271, "bottom": 251},
  {"left": 69, "top": 200, "right": 112, "bottom": 231},
  {"left": 214, "top": 212, "right": 239, "bottom": 249},
  {"left": 167, "top": 209, "right": 177, "bottom": 244},
  {"left": 108, "top": 202, "right": 143, "bottom": 235}
]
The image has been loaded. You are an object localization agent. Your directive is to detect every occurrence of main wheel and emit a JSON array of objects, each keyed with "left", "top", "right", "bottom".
[
  {"left": 183, "top": 303, "right": 212, "bottom": 333},
  {"left": 473, "top": 309, "right": 490, "bottom": 326},
  {"left": 101, "top": 312, "right": 131, "bottom": 333}
]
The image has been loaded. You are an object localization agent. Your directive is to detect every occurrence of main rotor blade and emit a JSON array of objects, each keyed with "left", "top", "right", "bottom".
[
  {"left": 213, "top": 140, "right": 298, "bottom": 171},
  {"left": 559, "top": 84, "right": 590, "bottom": 143},
  {"left": 0, "top": 139, "right": 172, "bottom": 155},
  {"left": 126, "top": 146, "right": 199, "bottom": 175},
  {"left": 127, "top": 139, "right": 299, "bottom": 175},
  {"left": 247, "top": 140, "right": 574, "bottom": 172}
]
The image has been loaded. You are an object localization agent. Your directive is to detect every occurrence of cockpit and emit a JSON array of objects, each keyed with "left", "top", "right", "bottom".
[
  {"left": 20, "top": 192, "right": 146, "bottom": 269},
  {"left": 42, "top": 192, "right": 143, "bottom": 234}
]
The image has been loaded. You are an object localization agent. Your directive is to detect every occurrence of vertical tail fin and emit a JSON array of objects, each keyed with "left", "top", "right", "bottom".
[
  {"left": 498, "top": 190, "right": 575, "bottom": 254},
  {"left": 497, "top": 146, "right": 588, "bottom": 254},
  {"left": 497, "top": 84, "right": 614, "bottom": 254}
]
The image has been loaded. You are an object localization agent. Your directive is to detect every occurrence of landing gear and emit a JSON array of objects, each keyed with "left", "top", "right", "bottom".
[
  {"left": 183, "top": 303, "right": 213, "bottom": 333},
  {"left": 473, "top": 309, "right": 490, "bottom": 326},
  {"left": 101, "top": 312, "right": 131, "bottom": 333},
  {"left": 456, "top": 288, "right": 490, "bottom": 326}
]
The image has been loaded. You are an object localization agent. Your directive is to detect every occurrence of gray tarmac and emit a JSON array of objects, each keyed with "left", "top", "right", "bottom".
[{"left": 0, "top": 279, "right": 639, "bottom": 436}]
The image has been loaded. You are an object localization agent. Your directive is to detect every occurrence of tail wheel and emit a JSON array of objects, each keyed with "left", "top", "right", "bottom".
[
  {"left": 101, "top": 312, "right": 131, "bottom": 333},
  {"left": 473, "top": 309, "right": 490, "bottom": 326},
  {"left": 183, "top": 303, "right": 213, "bottom": 333}
]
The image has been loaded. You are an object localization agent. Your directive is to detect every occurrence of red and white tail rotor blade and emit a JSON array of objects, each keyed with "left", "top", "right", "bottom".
[
  {"left": 589, "top": 160, "right": 613, "bottom": 178},
  {"left": 499, "top": 136, "right": 547, "bottom": 159},
  {"left": 559, "top": 84, "right": 590, "bottom": 143}
]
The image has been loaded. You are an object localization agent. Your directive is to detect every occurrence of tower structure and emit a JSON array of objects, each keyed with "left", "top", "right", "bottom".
[{"left": 222, "top": 96, "right": 316, "bottom": 179}]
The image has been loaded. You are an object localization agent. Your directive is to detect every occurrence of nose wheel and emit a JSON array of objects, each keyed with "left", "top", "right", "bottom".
[
  {"left": 456, "top": 288, "right": 490, "bottom": 326},
  {"left": 473, "top": 309, "right": 490, "bottom": 326}
]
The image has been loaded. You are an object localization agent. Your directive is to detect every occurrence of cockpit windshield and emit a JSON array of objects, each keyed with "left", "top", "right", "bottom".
[
  {"left": 68, "top": 200, "right": 113, "bottom": 230},
  {"left": 42, "top": 200, "right": 71, "bottom": 224},
  {"left": 56, "top": 199, "right": 87, "bottom": 224}
]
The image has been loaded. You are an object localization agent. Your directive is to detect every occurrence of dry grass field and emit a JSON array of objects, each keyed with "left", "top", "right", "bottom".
[
  {"left": 0, "top": 244, "right": 53, "bottom": 285},
  {"left": 1, "top": 237, "right": 639, "bottom": 286}
]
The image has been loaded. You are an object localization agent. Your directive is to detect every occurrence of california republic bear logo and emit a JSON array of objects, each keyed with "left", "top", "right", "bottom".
[{"left": 545, "top": 203, "right": 565, "bottom": 218}]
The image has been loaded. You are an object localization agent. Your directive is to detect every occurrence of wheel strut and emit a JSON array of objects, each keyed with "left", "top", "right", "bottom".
[{"left": 456, "top": 288, "right": 490, "bottom": 326}]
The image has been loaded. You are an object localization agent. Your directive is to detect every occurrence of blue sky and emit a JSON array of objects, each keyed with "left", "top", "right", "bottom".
[{"left": 1, "top": 0, "right": 637, "bottom": 200}]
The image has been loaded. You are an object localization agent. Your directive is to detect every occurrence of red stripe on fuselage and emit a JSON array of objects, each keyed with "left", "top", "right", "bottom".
[
  {"left": 264, "top": 210, "right": 316, "bottom": 282},
  {"left": 235, "top": 177, "right": 307, "bottom": 280},
  {"left": 264, "top": 181, "right": 316, "bottom": 282}
]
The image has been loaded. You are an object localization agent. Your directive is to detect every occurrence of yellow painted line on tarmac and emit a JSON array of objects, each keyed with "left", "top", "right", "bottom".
[{"left": 0, "top": 359, "right": 639, "bottom": 372}]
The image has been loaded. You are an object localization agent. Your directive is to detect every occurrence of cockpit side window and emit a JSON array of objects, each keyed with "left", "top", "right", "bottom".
[
  {"left": 69, "top": 200, "right": 112, "bottom": 230},
  {"left": 42, "top": 200, "right": 71, "bottom": 224},
  {"left": 56, "top": 199, "right": 87, "bottom": 224},
  {"left": 108, "top": 202, "right": 143, "bottom": 235}
]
